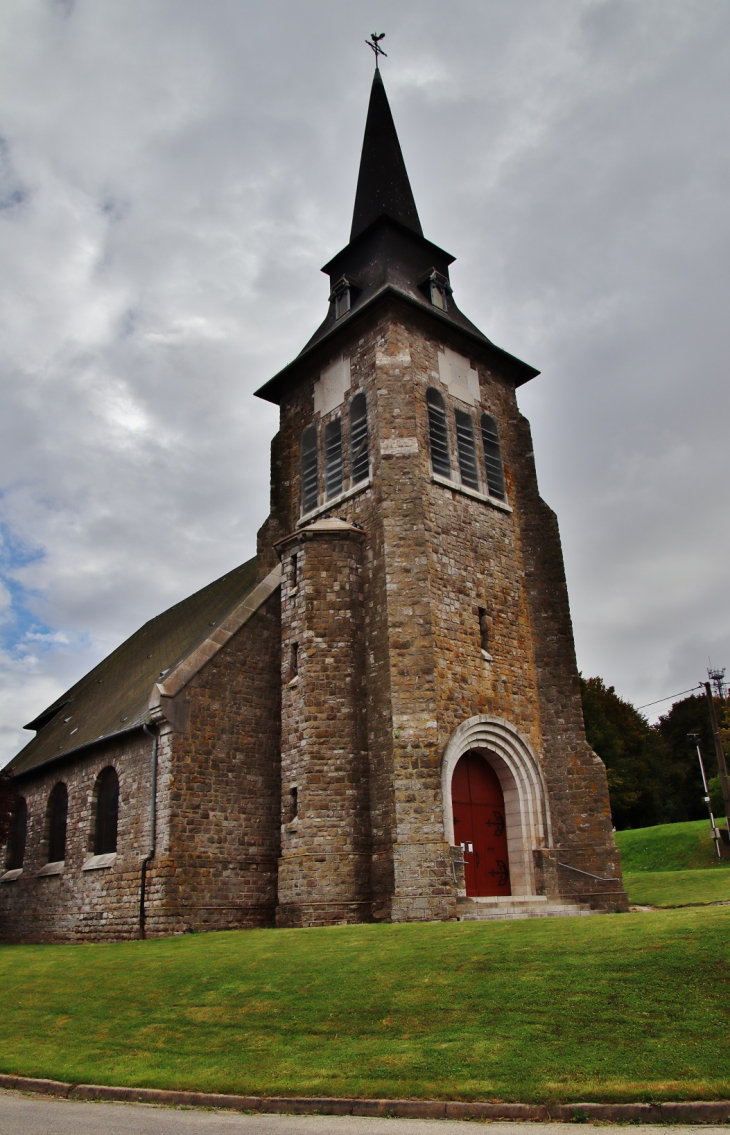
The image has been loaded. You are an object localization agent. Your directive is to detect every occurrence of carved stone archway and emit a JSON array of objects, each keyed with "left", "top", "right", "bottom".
[{"left": 442, "top": 716, "right": 552, "bottom": 897}]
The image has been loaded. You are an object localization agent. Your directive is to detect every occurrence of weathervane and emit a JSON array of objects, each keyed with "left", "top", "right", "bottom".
[{"left": 366, "top": 32, "right": 387, "bottom": 68}]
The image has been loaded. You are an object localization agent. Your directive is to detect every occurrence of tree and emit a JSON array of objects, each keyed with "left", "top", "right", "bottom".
[
  {"left": 708, "top": 698, "right": 730, "bottom": 822},
  {"left": 581, "top": 679, "right": 729, "bottom": 830},
  {"left": 654, "top": 695, "right": 715, "bottom": 823},
  {"left": 580, "top": 676, "right": 669, "bottom": 829}
]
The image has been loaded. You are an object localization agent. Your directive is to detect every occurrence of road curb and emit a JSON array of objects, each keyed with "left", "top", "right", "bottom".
[{"left": 1, "top": 1075, "right": 729, "bottom": 1122}]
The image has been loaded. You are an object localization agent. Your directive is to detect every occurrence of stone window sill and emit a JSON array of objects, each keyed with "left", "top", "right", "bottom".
[
  {"left": 1, "top": 868, "right": 22, "bottom": 883},
  {"left": 432, "top": 472, "right": 512, "bottom": 513},
  {"left": 481, "top": 649, "right": 493, "bottom": 662},
  {"left": 83, "top": 852, "right": 117, "bottom": 871},
  {"left": 37, "top": 860, "right": 64, "bottom": 877},
  {"left": 285, "top": 675, "right": 299, "bottom": 688},
  {"left": 298, "top": 477, "right": 371, "bottom": 526}
]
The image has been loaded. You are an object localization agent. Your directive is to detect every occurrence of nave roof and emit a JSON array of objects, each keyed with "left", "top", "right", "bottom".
[{"left": 7, "top": 557, "right": 260, "bottom": 778}]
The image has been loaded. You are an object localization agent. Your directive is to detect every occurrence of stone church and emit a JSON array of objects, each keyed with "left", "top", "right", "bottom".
[{"left": 0, "top": 69, "right": 627, "bottom": 942}]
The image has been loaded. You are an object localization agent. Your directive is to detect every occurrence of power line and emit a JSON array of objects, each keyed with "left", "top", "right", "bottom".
[{"left": 636, "top": 684, "right": 704, "bottom": 711}]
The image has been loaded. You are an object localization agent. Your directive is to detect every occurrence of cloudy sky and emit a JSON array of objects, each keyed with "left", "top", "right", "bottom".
[{"left": 0, "top": 0, "right": 728, "bottom": 764}]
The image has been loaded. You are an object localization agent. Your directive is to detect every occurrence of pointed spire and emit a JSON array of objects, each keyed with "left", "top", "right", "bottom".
[{"left": 350, "top": 69, "right": 423, "bottom": 242}]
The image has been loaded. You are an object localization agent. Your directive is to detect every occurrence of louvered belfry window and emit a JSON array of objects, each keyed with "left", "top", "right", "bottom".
[
  {"left": 94, "top": 767, "right": 119, "bottom": 856},
  {"left": 426, "top": 388, "right": 451, "bottom": 478},
  {"left": 300, "top": 424, "right": 319, "bottom": 514},
  {"left": 349, "top": 393, "right": 369, "bottom": 485},
  {"left": 47, "top": 782, "right": 68, "bottom": 863},
  {"left": 454, "top": 409, "right": 479, "bottom": 490},
  {"left": 6, "top": 798, "right": 27, "bottom": 870},
  {"left": 324, "top": 418, "right": 344, "bottom": 499},
  {"left": 481, "top": 413, "right": 506, "bottom": 500}
]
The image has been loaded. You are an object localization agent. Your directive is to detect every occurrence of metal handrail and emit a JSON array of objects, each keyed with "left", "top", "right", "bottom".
[
  {"left": 557, "top": 861, "right": 620, "bottom": 884},
  {"left": 450, "top": 856, "right": 467, "bottom": 884}
]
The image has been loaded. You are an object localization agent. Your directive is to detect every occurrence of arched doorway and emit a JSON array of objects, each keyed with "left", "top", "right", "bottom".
[{"left": 452, "top": 751, "right": 511, "bottom": 896}]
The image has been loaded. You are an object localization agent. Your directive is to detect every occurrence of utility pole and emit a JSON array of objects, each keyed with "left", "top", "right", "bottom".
[
  {"left": 688, "top": 733, "right": 721, "bottom": 859},
  {"left": 708, "top": 666, "right": 727, "bottom": 699},
  {"left": 704, "top": 681, "right": 730, "bottom": 840}
]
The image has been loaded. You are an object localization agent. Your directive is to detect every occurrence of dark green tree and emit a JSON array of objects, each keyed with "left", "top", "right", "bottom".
[
  {"left": 580, "top": 676, "right": 669, "bottom": 829},
  {"left": 654, "top": 695, "right": 715, "bottom": 823}
]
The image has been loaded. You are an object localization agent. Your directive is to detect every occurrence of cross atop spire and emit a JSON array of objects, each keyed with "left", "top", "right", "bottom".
[{"left": 350, "top": 67, "right": 423, "bottom": 242}]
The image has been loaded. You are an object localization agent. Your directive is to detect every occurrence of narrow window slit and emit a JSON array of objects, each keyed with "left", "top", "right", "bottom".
[
  {"left": 47, "top": 783, "right": 68, "bottom": 863},
  {"left": 478, "top": 608, "right": 490, "bottom": 655},
  {"left": 95, "top": 767, "right": 119, "bottom": 855},
  {"left": 6, "top": 798, "right": 27, "bottom": 871}
]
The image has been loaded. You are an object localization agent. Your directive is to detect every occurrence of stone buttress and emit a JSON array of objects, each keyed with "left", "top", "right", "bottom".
[{"left": 276, "top": 519, "right": 371, "bottom": 926}]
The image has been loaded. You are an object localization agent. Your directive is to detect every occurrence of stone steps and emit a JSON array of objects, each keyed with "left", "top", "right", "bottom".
[{"left": 456, "top": 895, "right": 595, "bottom": 921}]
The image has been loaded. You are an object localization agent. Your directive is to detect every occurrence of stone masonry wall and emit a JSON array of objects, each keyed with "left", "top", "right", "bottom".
[
  {"left": 277, "top": 524, "right": 370, "bottom": 926},
  {"left": 1, "top": 591, "right": 283, "bottom": 943},
  {"left": 0, "top": 731, "right": 155, "bottom": 943},
  {"left": 258, "top": 291, "right": 625, "bottom": 920},
  {"left": 155, "top": 592, "right": 282, "bottom": 935},
  {"left": 511, "top": 411, "right": 625, "bottom": 905},
  {"left": 257, "top": 309, "right": 401, "bottom": 922}
]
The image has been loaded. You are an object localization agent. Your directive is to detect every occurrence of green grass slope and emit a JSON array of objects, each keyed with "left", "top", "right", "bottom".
[
  {"left": 615, "top": 819, "right": 730, "bottom": 873},
  {"left": 615, "top": 819, "right": 730, "bottom": 906},
  {"left": 625, "top": 869, "right": 730, "bottom": 908},
  {"left": 1, "top": 909, "right": 729, "bottom": 1103}
]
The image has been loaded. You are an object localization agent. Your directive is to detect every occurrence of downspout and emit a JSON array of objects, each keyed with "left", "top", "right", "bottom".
[{"left": 139, "top": 723, "right": 158, "bottom": 939}]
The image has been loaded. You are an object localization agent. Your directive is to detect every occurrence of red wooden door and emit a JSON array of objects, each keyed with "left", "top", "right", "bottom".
[{"left": 451, "top": 752, "right": 511, "bottom": 896}]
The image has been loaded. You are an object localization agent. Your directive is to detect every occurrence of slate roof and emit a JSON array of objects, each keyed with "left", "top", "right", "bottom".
[
  {"left": 6, "top": 556, "right": 259, "bottom": 778},
  {"left": 255, "top": 69, "right": 539, "bottom": 406},
  {"left": 350, "top": 67, "right": 422, "bottom": 241}
]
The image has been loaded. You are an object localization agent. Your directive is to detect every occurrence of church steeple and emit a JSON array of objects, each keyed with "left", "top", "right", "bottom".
[
  {"left": 255, "top": 65, "right": 539, "bottom": 404},
  {"left": 350, "top": 68, "right": 423, "bottom": 241}
]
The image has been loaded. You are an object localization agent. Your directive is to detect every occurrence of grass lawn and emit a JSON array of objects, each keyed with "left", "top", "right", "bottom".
[
  {"left": 615, "top": 819, "right": 730, "bottom": 873},
  {"left": 1, "top": 907, "right": 729, "bottom": 1104},
  {"left": 624, "top": 868, "right": 730, "bottom": 907},
  {"left": 615, "top": 820, "right": 730, "bottom": 907}
]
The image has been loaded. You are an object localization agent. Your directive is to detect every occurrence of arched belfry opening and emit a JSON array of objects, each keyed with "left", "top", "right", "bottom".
[
  {"left": 452, "top": 752, "right": 511, "bottom": 897},
  {"left": 442, "top": 716, "right": 552, "bottom": 899}
]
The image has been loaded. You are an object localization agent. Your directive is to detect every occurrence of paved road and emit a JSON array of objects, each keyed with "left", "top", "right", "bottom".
[{"left": 1, "top": 1093, "right": 728, "bottom": 1135}]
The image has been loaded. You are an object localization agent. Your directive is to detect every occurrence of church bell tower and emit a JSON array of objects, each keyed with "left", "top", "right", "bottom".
[{"left": 255, "top": 66, "right": 627, "bottom": 925}]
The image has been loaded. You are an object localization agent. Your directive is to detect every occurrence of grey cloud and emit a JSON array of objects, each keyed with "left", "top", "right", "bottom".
[
  {"left": 0, "top": 137, "right": 28, "bottom": 211},
  {"left": 0, "top": 0, "right": 728, "bottom": 762}
]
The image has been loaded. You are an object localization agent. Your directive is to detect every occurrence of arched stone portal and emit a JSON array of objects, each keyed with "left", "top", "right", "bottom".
[{"left": 442, "top": 716, "right": 552, "bottom": 898}]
